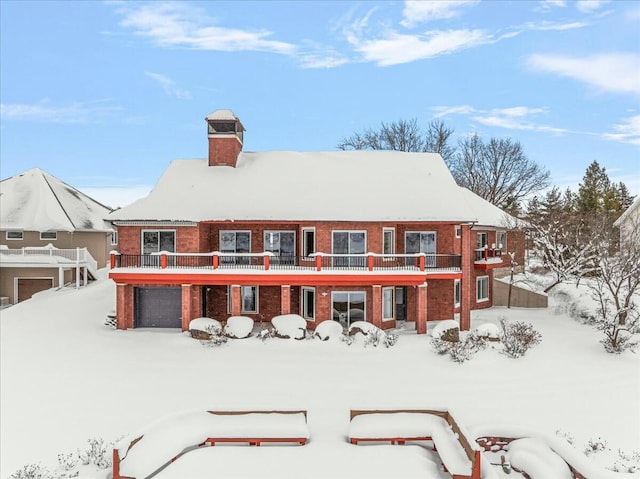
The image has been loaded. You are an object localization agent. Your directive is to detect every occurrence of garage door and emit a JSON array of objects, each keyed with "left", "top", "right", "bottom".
[
  {"left": 17, "top": 278, "right": 54, "bottom": 303},
  {"left": 135, "top": 287, "right": 182, "bottom": 328}
]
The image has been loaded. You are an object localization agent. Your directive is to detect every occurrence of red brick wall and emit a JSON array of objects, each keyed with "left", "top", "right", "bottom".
[
  {"left": 204, "top": 285, "right": 300, "bottom": 324},
  {"left": 208, "top": 136, "right": 242, "bottom": 167},
  {"left": 116, "top": 224, "right": 203, "bottom": 254}
]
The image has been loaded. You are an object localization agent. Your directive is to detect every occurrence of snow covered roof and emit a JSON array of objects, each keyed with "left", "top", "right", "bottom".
[
  {"left": 109, "top": 151, "right": 513, "bottom": 225},
  {"left": 0, "top": 168, "right": 113, "bottom": 232},
  {"left": 205, "top": 109, "right": 238, "bottom": 121},
  {"left": 613, "top": 196, "right": 640, "bottom": 227},
  {"left": 458, "top": 187, "right": 518, "bottom": 228}
]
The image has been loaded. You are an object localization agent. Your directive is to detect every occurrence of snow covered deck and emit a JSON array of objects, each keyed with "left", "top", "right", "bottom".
[
  {"left": 0, "top": 245, "right": 99, "bottom": 283},
  {"left": 109, "top": 252, "right": 462, "bottom": 285},
  {"left": 348, "top": 409, "right": 482, "bottom": 479}
]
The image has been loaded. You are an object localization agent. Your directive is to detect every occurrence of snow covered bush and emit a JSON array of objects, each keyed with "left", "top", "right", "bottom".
[
  {"left": 314, "top": 320, "right": 344, "bottom": 341},
  {"left": 189, "top": 317, "right": 222, "bottom": 340},
  {"left": 258, "top": 327, "right": 276, "bottom": 342},
  {"left": 611, "top": 449, "right": 640, "bottom": 473},
  {"left": 555, "top": 429, "right": 575, "bottom": 445},
  {"left": 584, "top": 436, "right": 609, "bottom": 456},
  {"left": 9, "top": 464, "right": 52, "bottom": 479},
  {"left": 340, "top": 332, "right": 354, "bottom": 345},
  {"left": 473, "top": 322, "right": 501, "bottom": 341},
  {"left": 348, "top": 321, "right": 398, "bottom": 348},
  {"left": 431, "top": 319, "right": 460, "bottom": 342},
  {"left": 77, "top": 437, "right": 111, "bottom": 469},
  {"left": 202, "top": 324, "right": 228, "bottom": 347},
  {"left": 499, "top": 317, "right": 541, "bottom": 358},
  {"left": 271, "top": 314, "right": 307, "bottom": 339},
  {"left": 56, "top": 453, "right": 77, "bottom": 472},
  {"left": 431, "top": 331, "right": 486, "bottom": 363},
  {"left": 224, "top": 315, "right": 254, "bottom": 339}
]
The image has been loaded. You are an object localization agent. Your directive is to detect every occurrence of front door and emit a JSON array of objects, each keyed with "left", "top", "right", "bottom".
[
  {"left": 332, "top": 291, "right": 366, "bottom": 327},
  {"left": 395, "top": 287, "right": 406, "bottom": 320}
]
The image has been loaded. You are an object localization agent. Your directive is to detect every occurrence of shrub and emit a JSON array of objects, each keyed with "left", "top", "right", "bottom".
[
  {"left": 600, "top": 322, "right": 639, "bottom": 354},
  {"left": 611, "top": 449, "right": 640, "bottom": 473},
  {"left": 499, "top": 318, "right": 541, "bottom": 358},
  {"left": 258, "top": 327, "right": 276, "bottom": 342},
  {"left": 340, "top": 333, "right": 354, "bottom": 346},
  {"left": 202, "top": 324, "right": 228, "bottom": 347},
  {"left": 431, "top": 331, "right": 486, "bottom": 363},
  {"left": 9, "top": 464, "right": 52, "bottom": 479},
  {"left": 57, "top": 452, "right": 78, "bottom": 472},
  {"left": 78, "top": 437, "right": 111, "bottom": 469},
  {"left": 584, "top": 437, "right": 608, "bottom": 456}
]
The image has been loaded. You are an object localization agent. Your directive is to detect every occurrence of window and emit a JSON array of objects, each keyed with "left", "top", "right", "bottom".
[
  {"left": 6, "top": 231, "right": 23, "bottom": 240},
  {"left": 228, "top": 285, "right": 258, "bottom": 314},
  {"left": 220, "top": 231, "right": 250, "bottom": 264},
  {"left": 302, "top": 228, "right": 315, "bottom": 259},
  {"left": 110, "top": 231, "right": 118, "bottom": 246},
  {"left": 454, "top": 279, "right": 461, "bottom": 307},
  {"left": 497, "top": 231, "right": 507, "bottom": 253},
  {"left": 264, "top": 231, "right": 295, "bottom": 265},
  {"left": 405, "top": 231, "right": 437, "bottom": 266},
  {"left": 142, "top": 230, "right": 175, "bottom": 254},
  {"left": 40, "top": 231, "right": 57, "bottom": 240},
  {"left": 302, "top": 287, "right": 315, "bottom": 321},
  {"left": 455, "top": 226, "right": 461, "bottom": 238},
  {"left": 476, "top": 232, "right": 488, "bottom": 249},
  {"left": 383, "top": 287, "right": 394, "bottom": 321},
  {"left": 476, "top": 276, "right": 489, "bottom": 302},
  {"left": 332, "top": 291, "right": 365, "bottom": 326},
  {"left": 383, "top": 228, "right": 395, "bottom": 259},
  {"left": 332, "top": 231, "right": 366, "bottom": 267}
]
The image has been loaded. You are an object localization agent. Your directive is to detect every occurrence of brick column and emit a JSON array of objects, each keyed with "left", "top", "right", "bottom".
[
  {"left": 417, "top": 282, "right": 428, "bottom": 334},
  {"left": 116, "top": 283, "right": 133, "bottom": 329},
  {"left": 460, "top": 223, "right": 473, "bottom": 331},
  {"left": 181, "top": 284, "right": 193, "bottom": 331},
  {"left": 281, "top": 285, "right": 291, "bottom": 315},
  {"left": 371, "top": 285, "right": 382, "bottom": 329},
  {"left": 230, "top": 284, "right": 241, "bottom": 316}
]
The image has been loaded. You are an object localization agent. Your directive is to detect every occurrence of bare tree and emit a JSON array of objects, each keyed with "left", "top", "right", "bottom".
[
  {"left": 451, "top": 135, "right": 551, "bottom": 210},
  {"left": 337, "top": 118, "right": 426, "bottom": 152},
  {"left": 425, "top": 119, "right": 456, "bottom": 166}
]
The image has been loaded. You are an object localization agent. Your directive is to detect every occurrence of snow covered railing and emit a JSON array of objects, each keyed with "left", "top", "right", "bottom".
[
  {"left": 349, "top": 409, "right": 481, "bottom": 479},
  {"left": 474, "top": 246, "right": 503, "bottom": 263},
  {"left": 110, "top": 252, "right": 462, "bottom": 272},
  {"left": 1, "top": 245, "right": 98, "bottom": 273},
  {"left": 113, "top": 409, "right": 309, "bottom": 479}
]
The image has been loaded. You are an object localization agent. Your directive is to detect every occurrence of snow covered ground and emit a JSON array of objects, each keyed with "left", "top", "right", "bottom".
[{"left": 1, "top": 271, "right": 638, "bottom": 478}]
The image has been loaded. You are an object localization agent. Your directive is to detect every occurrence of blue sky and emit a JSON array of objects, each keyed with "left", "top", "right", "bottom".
[{"left": 1, "top": 0, "right": 639, "bottom": 208}]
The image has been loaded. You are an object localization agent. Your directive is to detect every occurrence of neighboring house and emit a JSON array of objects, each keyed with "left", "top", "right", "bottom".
[
  {"left": 0, "top": 168, "right": 115, "bottom": 304},
  {"left": 613, "top": 197, "right": 640, "bottom": 247},
  {"left": 108, "top": 110, "right": 524, "bottom": 333}
]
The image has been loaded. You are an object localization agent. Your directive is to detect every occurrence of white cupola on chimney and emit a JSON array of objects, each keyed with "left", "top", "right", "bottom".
[{"left": 205, "top": 109, "right": 245, "bottom": 167}]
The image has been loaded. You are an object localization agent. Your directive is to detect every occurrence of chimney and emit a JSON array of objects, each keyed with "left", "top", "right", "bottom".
[{"left": 205, "top": 109, "right": 245, "bottom": 167}]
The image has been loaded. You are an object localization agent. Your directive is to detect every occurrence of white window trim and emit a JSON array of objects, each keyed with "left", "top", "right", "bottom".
[
  {"left": 383, "top": 227, "right": 395, "bottom": 260},
  {"left": 264, "top": 230, "right": 296, "bottom": 254},
  {"left": 110, "top": 231, "right": 118, "bottom": 246},
  {"left": 141, "top": 229, "right": 177, "bottom": 254},
  {"left": 455, "top": 225, "right": 461, "bottom": 238},
  {"left": 6, "top": 231, "right": 23, "bottom": 240},
  {"left": 227, "top": 285, "right": 259, "bottom": 314},
  {"left": 40, "top": 231, "right": 57, "bottom": 241},
  {"left": 476, "top": 232, "right": 488, "bottom": 249},
  {"left": 404, "top": 231, "right": 438, "bottom": 253},
  {"left": 476, "top": 276, "right": 489, "bottom": 303},
  {"left": 454, "top": 279, "right": 461, "bottom": 308},
  {"left": 331, "top": 291, "right": 367, "bottom": 324},
  {"left": 497, "top": 231, "right": 507, "bottom": 252},
  {"left": 331, "top": 230, "right": 368, "bottom": 255},
  {"left": 219, "top": 230, "right": 252, "bottom": 253},
  {"left": 301, "top": 227, "right": 315, "bottom": 260},
  {"left": 301, "top": 287, "right": 315, "bottom": 321},
  {"left": 382, "top": 287, "right": 394, "bottom": 322}
]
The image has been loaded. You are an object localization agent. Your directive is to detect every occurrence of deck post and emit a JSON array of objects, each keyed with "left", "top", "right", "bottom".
[{"left": 212, "top": 254, "right": 219, "bottom": 269}]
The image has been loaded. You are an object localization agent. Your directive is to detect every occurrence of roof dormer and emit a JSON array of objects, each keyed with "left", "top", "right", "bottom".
[{"left": 206, "top": 109, "right": 245, "bottom": 167}]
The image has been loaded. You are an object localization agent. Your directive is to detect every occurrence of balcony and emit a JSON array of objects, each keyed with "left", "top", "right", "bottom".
[
  {"left": 474, "top": 247, "right": 504, "bottom": 270},
  {"left": 109, "top": 252, "right": 462, "bottom": 286}
]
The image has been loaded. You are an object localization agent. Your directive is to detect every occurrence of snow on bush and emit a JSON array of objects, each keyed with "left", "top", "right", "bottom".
[
  {"left": 271, "top": 314, "right": 307, "bottom": 339},
  {"left": 611, "top": 449, "right": 640, "bottom": 473},
  {"left": 189, "top": 317, "right": 221, "bottom": 334},
  {"left": 431, "top": 331, "right": 486, "bottom": 363},
  {"left": 431, "top": 319, "right": 460, "bottom": 340},
  {"left": 9, "top": 464, "right": 52, "bottom": 479},
  {"left": 347, "top": 322, "right": 398, "bottom": 348},
  {"left": 473, "top": 322, "right": 501, "bottom": 340},
  {"left": 507, "top": 438, "right": 573, "bottom": 479},
  {"left": 499, "top": 317, "right": 542, "bottom": 358},
  {"left": 77, "top": 437, "right": 111, "bottom": 469},
  {"left": 224, "top": 316, "right": 254, "bottom": 339},
  {"left": 203, "top": 325, "right": 228, "bottom": 347},
  {"left": 348, "top": 321, "right": 378, "bottom": 336},
  {"left": 314, "top": 320, "right": 344, "bottom": 341}
]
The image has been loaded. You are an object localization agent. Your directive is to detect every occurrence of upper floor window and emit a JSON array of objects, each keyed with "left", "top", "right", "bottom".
[
  {"left": 477, "top": 276, "right": 489, "bottom": 302},
  {"left": 497, "top": 231, "right": 507, "bottom": 253},
  {"left": 332, "top": 231, "right": 366, "bottom": 267},
  {"left": 302, "top": 228, "right": 315, "bottom": 259},
  {"left": 264, "top": 231, "right": 295, "bottom": 256},
  {"left": 455, "top": 225, "right": 461, "bottom": 238},
  {"left": 477, "top": 232, "right": 488, "bottom": 249},
  {"left": 220, "top": 231, "right": 250, "bottom": 254},
  {"left": 383, "top": 228, "right": 395, "bottom": 257},
  {"left": 40, "top": 231, "right": 57, "bottom": 241},
  {"left": 142, "top": 230, "right": 175, "bottom": 254},
  {"left": 405, "top": 231, "right": 437, "bottom": 254},
  {"left": 6, "top": 231, "right": 23, "bottom": 240},
  {"left": 110, "top": 231, "right": 118, "bottom": 246}
]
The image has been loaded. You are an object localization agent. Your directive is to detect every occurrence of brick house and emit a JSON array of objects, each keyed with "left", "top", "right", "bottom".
[{"left": 108, "top": 110, "right": 524, "bottom": 333}]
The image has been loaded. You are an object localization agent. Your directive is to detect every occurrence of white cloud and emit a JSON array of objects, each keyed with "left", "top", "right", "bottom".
[
  {"left": 117, "top": 2, "right": 296, "bottom": 55},
  {"left": 602, "top": 115, "right": 640, "bottom": 146},
  {"left": 576, "top": 0, "right": 611, "bottom": 13},
  {"left": 540, "top": 0, "right": 567, "bottom": 7},
  {"left": 144, "top": 72, "right": 191, "bottom": 100},
  {"left": 401, "top": 0, "right": 479, "bottom": 27},
  {"left": 350, "top": 29, "right": 492, "bottom": 66},
  {"left": 0, "top": 100, "right": 120, "bottom": 124},
  {"left": 432, "top": 105, "right": 477, "bottom": 118},
  {"left": 522, "top": 20, "right": 590, "bottom": 31},
  {"left": 80, "top": 185, "right": 153, "bottom": 209},
  {"left": 527, "top": 53, "right": 640, "bottom": 95}
]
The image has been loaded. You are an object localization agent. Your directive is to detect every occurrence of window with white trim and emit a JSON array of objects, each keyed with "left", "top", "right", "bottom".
[
  {"left": 405, "top": 231, "right": 437, "bottom": 266},
  {"left": 383, "top": 228, "right": 395, "bottom": 259},
  {"left": 476, "top": 276, "right": 489, "bottom": 302},
  {"left": 302, "top": 228, "right": 315, "bottom": 259},
  {"left": 141, "top": 230, "right": 175, "bottom": 254},
  {"left": 382, "top": 287, "right": 394, "bottom": 321},
  {"left": 454, "top": 279, "right": 461, "bottom": 307},
  {"left": 332, "top": 230, "right": 366, "bottom": 267},
  {"left": 40, "top": 231, "right": 57, "bottom": 240},
  {"left": 455, "top": 225, "right": 461, "bottom": 238},
  {"left": 110, "top": 231, "right": 118, "bottom": 246},
  {"left": 302, "top": 287, "right": 315, "bottom": 321},
  {"left": 220, "top": 231, "right": 250, "bottom": 264},
  {"left": 6, "top": 231, "right": 23, "bottom": 240},
  {"left": 264, "top": 231, "right": 295, "bottom": 265},
  {"left": 497, "top": 231, "right": 507, "bottom": 253},
  {"left": 476, "top": 232, "right": 488, "bottom": 249},
  {"left": 228, "top": 285, "right": 258, "bottom": 314}
]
